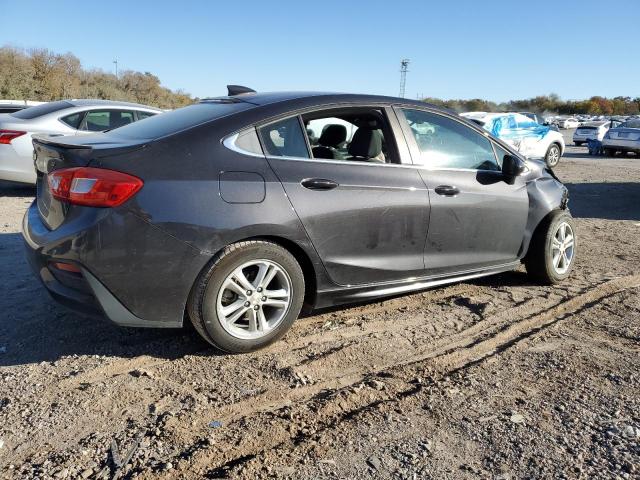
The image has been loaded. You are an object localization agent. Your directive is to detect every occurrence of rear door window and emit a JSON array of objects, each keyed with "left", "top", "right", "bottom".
[
  {"left": 300, "top": 107, "right": 399, "bottom": 164},
  {"left": 80, "top": 110, "right": 135, "bottom": 131},
  {"left": 258, "top": 117, "right": 310, "bottom": 158}
]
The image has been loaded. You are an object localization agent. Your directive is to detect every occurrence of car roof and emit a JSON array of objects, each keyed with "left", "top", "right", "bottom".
[
  {"left": 66, "top": 99, "right": 162, "bottom": 111},
  {"left": 200, "top": 91, "right": 446, "bottom": 112}
]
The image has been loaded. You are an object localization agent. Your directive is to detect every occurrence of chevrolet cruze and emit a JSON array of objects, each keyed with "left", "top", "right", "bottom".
[{"left": 23, "top": 87, "right": 577, "bottom": 353}]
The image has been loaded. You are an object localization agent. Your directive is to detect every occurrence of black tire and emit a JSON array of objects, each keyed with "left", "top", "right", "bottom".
[
  {"left": 574, "top": 142, "right": 583, "bottom": 147},
  {"left": 524, "top": 210, "right": 577, "bottom": 285},
  {"left": 545, "top": 143, "right": 561, "bottom": 168},
  {"left": 605, "top": 148, "right": 615, "bottom": 157},
  {"left": 188, "top": 240, "right": 305, "bottom": 353}
]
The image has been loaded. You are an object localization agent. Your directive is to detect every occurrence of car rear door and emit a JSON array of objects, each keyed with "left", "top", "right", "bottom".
[
  {"left": 396, "top": 107, "right": 528, "bottom": 275},
  {"left": 258, "top": 106, "right": 430, "bottom": 286}
]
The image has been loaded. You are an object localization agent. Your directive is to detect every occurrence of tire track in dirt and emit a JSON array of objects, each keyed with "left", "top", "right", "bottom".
[
  {"left": 178, "top": 274, "right": 640, "bottom": 477},
  {"left": 46, "top": 283, "right": 483, "bottom": 395}
]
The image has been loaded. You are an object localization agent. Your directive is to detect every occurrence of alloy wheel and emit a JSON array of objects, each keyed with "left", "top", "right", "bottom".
[
  {"left": 216, "top": 259, "right": 292, "bottom": 339},
  {"left": 547, "top": 145, "right": 560, "bottom": 166},
  {"left": 551, "top": 221, "right": 575, "bottom": 275}
]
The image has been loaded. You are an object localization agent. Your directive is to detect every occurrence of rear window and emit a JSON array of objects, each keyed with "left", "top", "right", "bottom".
[
  {"left": 110, "top": 101, "right": 253, "bottom": 140},
  {"left": 11, "top": 101, "right": 72, "bottom": 119},
  {"left": 621, "top": 120, "right": 640, "bottom": 128}
]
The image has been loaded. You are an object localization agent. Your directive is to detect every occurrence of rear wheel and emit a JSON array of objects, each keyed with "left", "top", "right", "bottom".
[
  {"left": 545, "top": 143, "right": 561, "bottom": 168},
  {"left": 188, "top": 241, "right": 305, "bottom": 353},
  {"left": 604, "top": 148, "right": 615, "bottom": 157},
  {"left": 574, "top": 142, "right": 583, "bottom": 147},
  {"left": 524, "top": 210, "right": 577, "bottom": 284}
]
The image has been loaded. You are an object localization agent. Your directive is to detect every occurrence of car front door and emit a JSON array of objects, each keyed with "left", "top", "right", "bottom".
[
  {"left": 397, "top": 107, "right": 529, "bottom": 275},
  {"left": 258, "top": 107, "right": 430, "bottom": 286}
]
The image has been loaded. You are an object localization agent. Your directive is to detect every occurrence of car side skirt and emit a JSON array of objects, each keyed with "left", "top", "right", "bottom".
[{"left": 314, "top": 261, "right": 520, "bottom": 308}]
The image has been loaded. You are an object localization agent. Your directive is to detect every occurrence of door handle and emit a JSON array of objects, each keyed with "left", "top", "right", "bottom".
[
  {"left": 301, "top": 178, "right": 339, "bottom": 191},
  {"left": 434, "top": 185, "right": 460, "bottom": 196}
]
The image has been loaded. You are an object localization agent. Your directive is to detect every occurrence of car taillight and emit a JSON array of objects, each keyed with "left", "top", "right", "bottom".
[
  {"left": 48, "top": 167, "right": 143, "bottom": 207},
  {"left": 0, "top": 130, "right": 27, "bottom": 144}
]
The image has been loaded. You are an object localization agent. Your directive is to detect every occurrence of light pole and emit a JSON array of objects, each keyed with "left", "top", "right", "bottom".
[
  {"left": 399, "top": 59, "right": 410, "bottom": 98},
  {"left": 113, "top": 60, "right": 118, "bottom": 79}
]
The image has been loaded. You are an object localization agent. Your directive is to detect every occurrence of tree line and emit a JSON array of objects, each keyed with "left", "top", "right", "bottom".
[
  {"left": 0, "top": 46, "right": 194, "bottom": 109},
  {"left": 422, "top": 94, "right": 640, "bottom": 116}
]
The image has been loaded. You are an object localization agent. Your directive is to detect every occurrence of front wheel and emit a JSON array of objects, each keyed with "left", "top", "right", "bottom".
[
  {"left": 545, "top": 143, "right": 561, "bottom": 168},
  {"left": 524, "top": 210, "right": 577, "bottom": 284},
  {"left": 188, "top": 241, "right": 305, "bottom": 353}
]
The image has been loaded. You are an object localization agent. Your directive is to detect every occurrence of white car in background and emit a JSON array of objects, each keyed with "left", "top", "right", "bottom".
[
  {"left": 572, "top": 121, "right": 611, "bottom": 146},
  {"left": 461, "top": 112, "right": 565, "bottom": 167},
  {"left": 0, "top": 99, "right": 162, "bottom": 184},
  {"left": 602, "top": 119, "right": 640, "bottom": 156},
  {"left": 559, "top": 118, "right": 580, "bottom": 129}
]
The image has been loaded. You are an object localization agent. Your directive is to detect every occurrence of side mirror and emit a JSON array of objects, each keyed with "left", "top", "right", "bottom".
[{"left": 502, "top": 154, "right": 526, "bottom": 178}]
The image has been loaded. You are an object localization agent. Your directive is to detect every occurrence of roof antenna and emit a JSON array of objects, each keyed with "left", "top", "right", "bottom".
[{"left": 227, "top": 85, "right": 256, "bottom": 96}]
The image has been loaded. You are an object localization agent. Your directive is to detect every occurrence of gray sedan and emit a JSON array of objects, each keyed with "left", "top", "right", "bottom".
[{"left": 0, "top": 99, "right": 162, "bottom": 184}]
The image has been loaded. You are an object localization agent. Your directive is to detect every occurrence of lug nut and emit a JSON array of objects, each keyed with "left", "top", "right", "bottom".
[
  {"left": 244, "top": 301, "right": 250, "bottom": 307},
  {"left": 257, "top": 287, "right": 263, "bottom": 292},
  {"left": 253, "top": 305, "right": 259, "bottom": 311},
  {"left": 246, "top": 290, "right": 252, "bottom": 295},
  {"left": 261, "top": 296, "right": 267, "bottom": 301}
]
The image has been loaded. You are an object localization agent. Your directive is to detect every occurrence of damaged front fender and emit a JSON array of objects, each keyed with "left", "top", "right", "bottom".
[{"left": 519, "top": 160, "right": 569, "bottom": 257}]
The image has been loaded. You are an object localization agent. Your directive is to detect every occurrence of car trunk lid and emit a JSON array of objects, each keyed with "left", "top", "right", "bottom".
[{"left": 33, "top": 134, "right": 148, "bottom": 230}]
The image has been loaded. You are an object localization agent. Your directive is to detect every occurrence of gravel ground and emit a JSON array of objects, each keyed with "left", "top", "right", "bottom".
[{"left": 1, "top": 132, "right": 639, "bottom": 479}]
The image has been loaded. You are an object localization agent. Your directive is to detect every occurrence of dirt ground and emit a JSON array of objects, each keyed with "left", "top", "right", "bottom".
[{"left": 1, "top": 133, "right": 639, "bottom": 479}]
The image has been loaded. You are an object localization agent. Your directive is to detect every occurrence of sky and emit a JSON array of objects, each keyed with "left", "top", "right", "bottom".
[{"left": 1, "top": 0, "right": 639, "bottom": 102}]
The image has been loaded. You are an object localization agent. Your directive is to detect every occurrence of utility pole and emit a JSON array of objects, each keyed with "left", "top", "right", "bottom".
[
  {"left": 399, "top": 59, "right": 410, "bottom": 98},
  {"left": 113, "top": 59, "right": 118, "bottom": 79}
]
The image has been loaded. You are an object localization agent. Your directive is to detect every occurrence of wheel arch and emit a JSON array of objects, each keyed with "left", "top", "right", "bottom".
[
  {"left": 249, "top": 235, "right": 318, "bottom": 311},
  {"left": 186, "top": 235, "right": 319, "bottom": 318},
  {"left": 519, "top": 176, "right": 569, "bottom": 258}
]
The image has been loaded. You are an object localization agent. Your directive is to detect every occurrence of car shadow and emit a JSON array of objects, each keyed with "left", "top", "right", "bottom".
[{"left": 564, "top": 182, "right": 640, "bottom": 221}]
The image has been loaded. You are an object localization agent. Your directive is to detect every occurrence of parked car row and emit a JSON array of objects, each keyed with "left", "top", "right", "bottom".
[
  {"left": 460, "top": 112, "right": 565, "bottom": 167},
  {"left": 0, "top": 99, "right": 162, "bottom": 184},
  {"left": 544, "top": 114, "right": 640, "bottom": 130}
]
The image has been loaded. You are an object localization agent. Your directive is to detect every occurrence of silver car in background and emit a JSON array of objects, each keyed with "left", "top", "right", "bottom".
[
  {"left": 572, "top": 121, "right": 611, "bottom": 146},
  {"left": 0, "top": 100, "right": 162, "bottom": 184},
  {"left": 602, "top": 119, "right": 640, "bottom": 156}
]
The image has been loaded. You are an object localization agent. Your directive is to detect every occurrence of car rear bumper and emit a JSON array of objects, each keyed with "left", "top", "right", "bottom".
[{"left": 22, "top": 201, "right": 208, "bottom": 328}]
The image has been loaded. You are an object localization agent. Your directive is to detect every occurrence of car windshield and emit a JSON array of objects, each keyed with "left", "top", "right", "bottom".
[
  {"left": 10, "top": 101, "right": 73, "bottom": 119},
  {"left": 620, "top": 120, "right": 640, "bottom": 129},
  {"left": 109, "top": 101, "right": 253, "bottom": 140}
]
